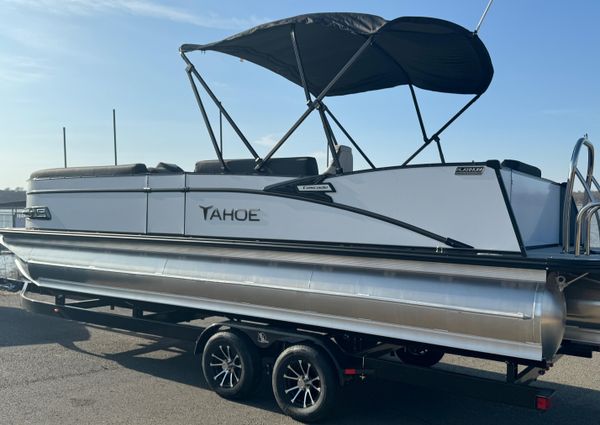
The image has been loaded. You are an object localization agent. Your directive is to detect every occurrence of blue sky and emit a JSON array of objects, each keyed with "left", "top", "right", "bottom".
[{"left": 0, "top": 0, "right": 599, "bottom": 189}]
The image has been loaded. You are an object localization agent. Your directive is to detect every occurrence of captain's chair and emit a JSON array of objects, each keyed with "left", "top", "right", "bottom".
[{"left": 325, "top": 145, "right": 353, "bottom": 175}]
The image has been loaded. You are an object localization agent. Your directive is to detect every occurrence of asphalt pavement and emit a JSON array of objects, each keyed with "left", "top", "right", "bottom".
[{"left": 1, "top": 290, "right": 599, "bottom": 425}]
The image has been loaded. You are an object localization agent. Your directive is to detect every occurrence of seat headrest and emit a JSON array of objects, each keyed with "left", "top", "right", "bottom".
[
  {"left": 324, "top": 145, "right": 353, "bottom": 175},
  {"left": 148, "top": 162, "right": 184, "bottom": 173},
  {"left": 501, "top": 160, "right": 541, "bottom": 178}
]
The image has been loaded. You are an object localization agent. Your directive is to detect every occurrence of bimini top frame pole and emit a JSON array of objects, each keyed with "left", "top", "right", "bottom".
[
  {"left": 180, "top": 13, "right": 493, "bottom": 172},
  {"left": 180, "top": 44, "right": 378, "bottom": 173},
  {"left": 180, "top": 51, "right": 260, "bottom": 165},
  {"left": 402, "top": 93, "right": 482, "bottom": 166},
  {"left": 323, "top": 105, "right": 376, "bottom": 169},
  {"left": 255, "top": 35, "right": 374, "bottom": 171},
  {"left": 290, "top": 24, "right": 342, "bottom": 173}
]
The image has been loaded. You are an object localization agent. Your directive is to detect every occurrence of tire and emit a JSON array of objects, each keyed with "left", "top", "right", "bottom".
[
  {"left": 396, "top": 346, "right": 444, "bottom": 367},
  {"left": 202, "top": 331, "right": 261, "bottom": 400},
  {"left": 272, "top": 345, "right": 338, "bottom": 423}
]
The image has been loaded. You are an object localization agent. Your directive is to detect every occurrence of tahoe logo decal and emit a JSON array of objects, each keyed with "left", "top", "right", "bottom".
[{"left": 199, "top": 205, "right": 260, "bottom": 222}]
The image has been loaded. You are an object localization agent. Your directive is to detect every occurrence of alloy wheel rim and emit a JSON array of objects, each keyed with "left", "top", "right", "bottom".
[
  {"left": 282, "top": 358, "right": 321, "bottom": 408},
  {"left": 209, "top": 344, "right": 242, "bottom": 388}
]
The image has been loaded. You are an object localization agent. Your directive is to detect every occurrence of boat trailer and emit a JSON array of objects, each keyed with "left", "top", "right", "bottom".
[{"left": 20, "top": 283, "right": 597, "bottom": 422}]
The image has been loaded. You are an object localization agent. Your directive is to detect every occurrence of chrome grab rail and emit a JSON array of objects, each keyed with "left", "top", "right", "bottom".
[
  {"left": 563, "top": 135, "right": 600, "bottom": 255},
  {"left": 574, "top": 202, "right": 600, "bottom": 256}
]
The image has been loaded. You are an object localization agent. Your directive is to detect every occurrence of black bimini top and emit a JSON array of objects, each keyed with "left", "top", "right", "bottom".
[{"left": 181, "top": 13, "right": 493, "bottom": 96}]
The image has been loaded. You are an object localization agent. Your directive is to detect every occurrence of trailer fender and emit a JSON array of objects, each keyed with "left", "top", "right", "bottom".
[{"left": 194, "top": 323, "right": 230, "bottom": 356}]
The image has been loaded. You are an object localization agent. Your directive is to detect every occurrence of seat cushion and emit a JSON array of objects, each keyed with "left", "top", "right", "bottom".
[
  {"left": 148, "top": 162, "right": 184, "bottom": 173},
  {"left": 325, "top": 145, "right": 353, "bottom": 174},
  {"left": 195, "top": 157, "right": 318, "bottom": 177},
  {"left": 30, "top": 163, "right": 148, "bottom": 179}
]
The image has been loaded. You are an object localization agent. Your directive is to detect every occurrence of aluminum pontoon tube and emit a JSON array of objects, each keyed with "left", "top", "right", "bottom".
[
  {"left": 564, "top": 276, "right": 600, "bottom": 345},
  {"left": 1, "top": 231, "right": 565, "bottom": 362}
]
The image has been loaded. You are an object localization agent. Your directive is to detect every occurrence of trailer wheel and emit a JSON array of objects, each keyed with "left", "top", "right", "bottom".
[
  {"left": 272, "top": 345, "right": 338, "bottom": 423},
  {"left": 396, "top": 346, "right": 444, "bottom": 367},
  {"left": 202, "top": 331, "right": 260, "bottom": 400}
]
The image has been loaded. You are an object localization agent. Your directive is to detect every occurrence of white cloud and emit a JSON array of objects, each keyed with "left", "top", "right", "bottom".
[
  {"left": 253, "top": 133, "right": 280, "bottom": 148},
  {"left": 0, "top": 55, "right": 51, "bottom": 84},
  {"left": 310, "top": 150, "right": 329, "bottom": 172},
  {"left": 0, "top": 25, "right": 73, "bottom": 57},
  {"left": 0, "top": 0, "right": 269, "bottom": 86},
  {"left": 310, "top": 150, "right": 328, "bottom": 161},
  {"left": 1, "top": 0, "right": 268, "bottom": 30}
]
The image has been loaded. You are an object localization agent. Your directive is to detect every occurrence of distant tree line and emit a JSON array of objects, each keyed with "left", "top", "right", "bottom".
[
  {"left": 0, "top": 189, "right": 25, "bottom": 204},
  {"left": 573, "top": 191, "right": 599, "bottom": 205}
]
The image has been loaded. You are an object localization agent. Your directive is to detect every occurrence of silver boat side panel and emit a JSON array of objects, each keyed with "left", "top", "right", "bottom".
[
  {"left": 2, "top": 232, "right": 565, "bottom": 361},
  {"left": 564, "top": 277, "right": 600, "bottom": 345}
]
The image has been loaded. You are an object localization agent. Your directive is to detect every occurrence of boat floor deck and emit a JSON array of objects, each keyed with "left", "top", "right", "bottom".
[{"left": 526, "top": 245, "right": 600, "bottom": 260}]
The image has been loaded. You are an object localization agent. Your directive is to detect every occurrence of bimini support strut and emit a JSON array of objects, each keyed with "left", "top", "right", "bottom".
[
  {"left": 290, "top": 25, "right": 342, "bottom": 173},
  {"left": 402, "top": 93, "right": 481, "bottom": 166},
  {"left": 180, "top": 51, "right": 260, "bottom": 162},
  {"left": 256, "top": 35, "right": 374, "bottom": 171},
  {"left": 183, "top": 61, "right": 226, "bottom": 170},
  {"left": 369, "top": 40, "right": 468, "bottom": 166},
  {"left": 322, "top": 105, "right": 376, "bottom": 169},
  {"left": 408, "top": 83, "right": 445, "bottom": 164}
]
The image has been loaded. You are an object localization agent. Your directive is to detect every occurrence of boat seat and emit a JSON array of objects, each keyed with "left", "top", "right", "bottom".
[
  {"left": 194, "top": 157, "right": 318, "bottom": 177},
  {"left": 325, "top": 145, "right": 353, "bottom": 174},
  {"left": 148, "top": 162, "right": 184, "bottom": 173},
  {"left": 501, "top": 160, "right": 541, "bottom": 178},
  {"left": 30, "top": 163, "right": 148, "bottom": 179}
]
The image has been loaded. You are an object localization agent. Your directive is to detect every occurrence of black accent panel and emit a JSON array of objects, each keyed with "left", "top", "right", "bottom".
[
  {"left": 493, "top": 167, "right": 526, "bottom": 256},
  {"left": 445, "top": 238, "right": 472, "bottom": 249},
  {"left": 264, "top": 175, "right": 333, "bottom": 202},
  {"left": 485, "top": 160, "right": 501, "bottom": 170},
  {"left": 194, "top": 157, "right": 318, "bottom": 177},
  {"left": 31, "top": 164, "right": 148, "bottom": 179},
  {"left": 148, "top": 162, "right": 184, "bottom": 174},
  {"left": 501, "top": 160, "right": 542, "bottom": 178}
]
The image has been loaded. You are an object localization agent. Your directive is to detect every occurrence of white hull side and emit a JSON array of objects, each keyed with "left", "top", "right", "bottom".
[
  {"left": 184, "top": 191, "right": 439, "bottom": 247},
  {"left": 26, "top": 164, "right": 529, "bottom": 252},
  {"left": 328, "top": 166, "right": 519, "bottom": 251}
]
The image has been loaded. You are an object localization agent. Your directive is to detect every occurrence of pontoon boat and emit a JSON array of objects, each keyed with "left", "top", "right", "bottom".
[{"left": 2, "top": 13, "right": 599, "bottom": 366}]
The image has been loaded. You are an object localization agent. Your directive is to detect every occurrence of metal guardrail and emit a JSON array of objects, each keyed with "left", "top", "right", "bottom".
[
  {"left": 563, "top": 135, "right": 600, "bottom": 255},
  {"left": 0, "top": 208, "right": 25, "bottom": 228}
]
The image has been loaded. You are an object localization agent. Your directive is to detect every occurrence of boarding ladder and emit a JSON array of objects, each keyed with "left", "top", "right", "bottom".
[{"left": 563, "top": 135, "right": 600, "bottom": 255}]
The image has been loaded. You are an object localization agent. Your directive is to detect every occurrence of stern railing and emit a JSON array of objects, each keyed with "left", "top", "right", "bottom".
[{"left": 563, "top": 135, "right": 600, "bottom": 255}]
